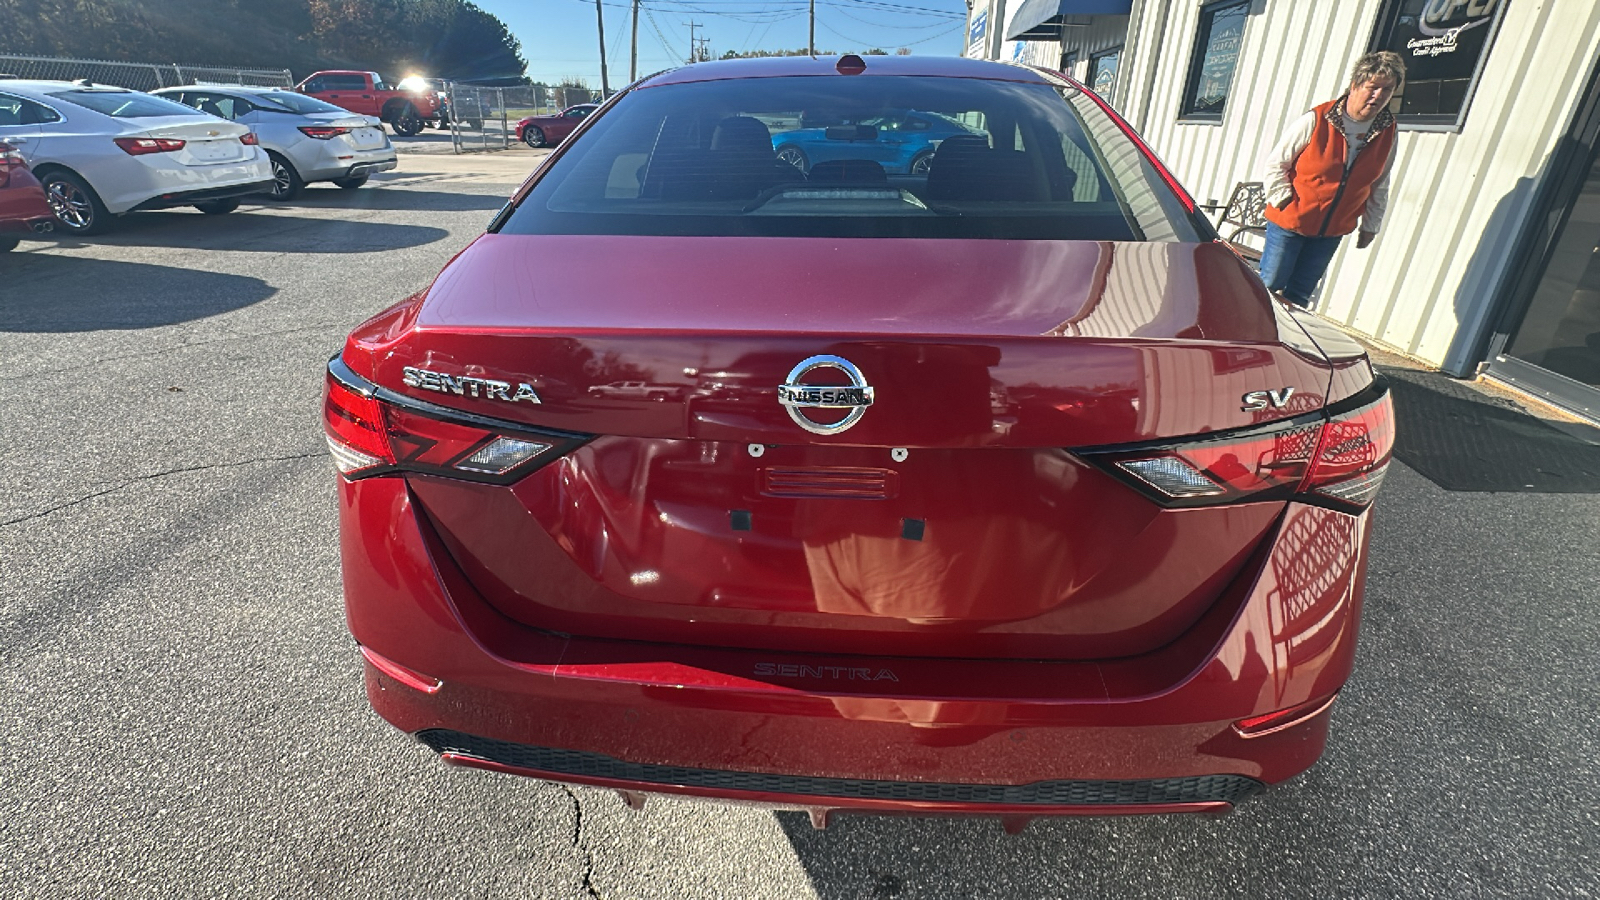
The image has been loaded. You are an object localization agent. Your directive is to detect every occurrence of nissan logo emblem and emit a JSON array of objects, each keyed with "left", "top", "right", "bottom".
[{"left": 777, "top": 355, "right": 874, "bottom": 435}]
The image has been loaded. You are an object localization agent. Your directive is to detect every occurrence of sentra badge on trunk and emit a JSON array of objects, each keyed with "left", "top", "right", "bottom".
[{"left": 402, "top": 366, "right": 541, "bottom": 404}]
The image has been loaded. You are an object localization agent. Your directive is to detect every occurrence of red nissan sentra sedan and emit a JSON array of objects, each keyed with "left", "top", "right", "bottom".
[{"left": 325, "top": 55, "right": 1393, "bottom": 828}]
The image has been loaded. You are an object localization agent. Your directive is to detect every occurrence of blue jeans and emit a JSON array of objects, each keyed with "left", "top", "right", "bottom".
[{"left": 1257, "top": 221, "right": 1343, "bottom": 308}]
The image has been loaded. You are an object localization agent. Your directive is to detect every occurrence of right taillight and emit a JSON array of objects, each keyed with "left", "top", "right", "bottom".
[
  {"left": 299, "top": 126, "right": 351, "bottom": 140},
  {"left": 1299, "top": 389, "right": 1395, "bottom": 510},
  {"left": 1081, "top": 383, "right": 1394, "bottom": 513},
  {"left": 323, "top": 358, "right": 590, "bottom": 484}
]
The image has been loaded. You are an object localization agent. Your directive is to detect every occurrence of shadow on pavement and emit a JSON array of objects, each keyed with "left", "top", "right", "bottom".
[
  {"left": 0, "top": 256, "right": 275, "bottom": 331},
  {"left": 1381, "top": 365, "right": 1600, "bottom": 492},
  {"left": 53, "top": 209, "right": 451, "bottom": 253},
  {"left": 288, "top": 186, "right": 509, "bottom": 212}
]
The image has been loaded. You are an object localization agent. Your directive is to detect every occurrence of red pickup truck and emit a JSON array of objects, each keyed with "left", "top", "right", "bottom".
[{"left": 295, "top": 71, "right": 442, "bottom": 136}]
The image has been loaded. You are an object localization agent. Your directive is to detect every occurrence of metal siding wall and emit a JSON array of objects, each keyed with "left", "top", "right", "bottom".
[
  {"left": 1001, "top": 17, "right": 1132, "bottom": 80},
  {"left": 1119, "top": 0, "right": 1600, "bottom": 372}
]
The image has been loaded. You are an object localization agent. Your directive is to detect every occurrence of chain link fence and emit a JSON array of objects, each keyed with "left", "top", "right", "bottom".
[
  {"left": 445, "top": 84, "right": 534, "bottom": 152},
  {"left": 445, "top": 83, "right": 597, "bottom": 153},
  {"left": 0, "top": 53, "right": 292, "bottom": 91}
]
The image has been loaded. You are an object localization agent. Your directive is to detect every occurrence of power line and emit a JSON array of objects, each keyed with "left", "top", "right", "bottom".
[
  {"left": 823, "top": 3, "right": 959, "bottom": 30},
  {"left": 643, "top": 7, "right": 682, "bottom": 59},
  {"left": 836, "top": 0, "right": 963, "bottom": 17},
  {"left": 815, "top": 11, "right": 962, "bottom": 47}
]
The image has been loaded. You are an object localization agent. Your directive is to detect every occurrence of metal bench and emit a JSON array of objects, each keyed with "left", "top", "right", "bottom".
[{"left": 1202, "top": 181, "right": 1268, "bottom": 262}]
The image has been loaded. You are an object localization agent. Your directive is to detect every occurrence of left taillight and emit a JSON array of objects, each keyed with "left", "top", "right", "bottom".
[
  {"left": 323, "top": 358, "right": 590, "bottom": 484},
  {"left": 324, "top": 367, "right": 392, "bottom": 475},
  {"left": 1079, "top": 382, "right": 1395, "bottom": 514},
  {"left": 0, "top": 146, "right": 23, "bottom": 188},
  {"left": 114, "top": 137, "right": 186, "bottom": 155}
]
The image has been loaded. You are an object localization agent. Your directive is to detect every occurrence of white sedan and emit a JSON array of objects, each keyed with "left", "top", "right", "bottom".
[
  {"left": 152, "top": 86, "right": 396, "bottom": 201},
  {"left": 0, "top": 81, "right": 273, "bottom": 235}
]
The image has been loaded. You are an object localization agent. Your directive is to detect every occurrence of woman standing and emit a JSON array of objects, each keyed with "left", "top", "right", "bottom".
[{"left": 1259, "top": 51, "right": 1407, "bottom": 308}]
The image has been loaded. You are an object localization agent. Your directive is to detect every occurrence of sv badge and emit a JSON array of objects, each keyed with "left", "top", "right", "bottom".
[{"left": 1241, "top": 387, "right": 1295, "bottom": 411}]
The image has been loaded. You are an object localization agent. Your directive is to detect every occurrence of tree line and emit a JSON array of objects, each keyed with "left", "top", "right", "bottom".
[{"left": 0, "top": 0, "right": 528, "bottom": 84}]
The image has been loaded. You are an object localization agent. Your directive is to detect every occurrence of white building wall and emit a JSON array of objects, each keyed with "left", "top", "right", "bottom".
[{"left": 1114, "top": 0, "right": 1600, "bottom": 374}]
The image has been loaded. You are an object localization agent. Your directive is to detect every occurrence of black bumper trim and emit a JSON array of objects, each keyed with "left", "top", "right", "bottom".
[
  {"left": 129, "top": 179, "right": 276, "bottom": 211},
  {"left": 416, "top": 729, "right": 1265, "bottom": 806},
  {"left": 346, "top": 160, "right": 396, "bottom": 178}
]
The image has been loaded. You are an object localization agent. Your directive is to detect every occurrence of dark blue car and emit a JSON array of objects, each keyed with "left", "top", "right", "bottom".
[{"left": 770, "top": 109, "right": 982, "bottom": 177}]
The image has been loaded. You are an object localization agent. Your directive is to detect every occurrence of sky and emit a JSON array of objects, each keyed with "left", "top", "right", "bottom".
[{"left": 472, "top": 0, "right": 974, "bottom": 88}]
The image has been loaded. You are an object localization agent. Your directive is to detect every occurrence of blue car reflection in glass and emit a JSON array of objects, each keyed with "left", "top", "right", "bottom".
[{"left": 770, "top": 110, "right": 982, "bottom": 177}]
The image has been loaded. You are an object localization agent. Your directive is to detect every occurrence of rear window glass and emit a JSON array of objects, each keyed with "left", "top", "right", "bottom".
[
  {"left": 255, "top": 91, "right": 348, "bottom": 114},
  {"left": 50, "top": 89, "right": 200, "bottom": 118},
  {"left": 500, "top": 75, "right": 1211, "bottom": 241}
]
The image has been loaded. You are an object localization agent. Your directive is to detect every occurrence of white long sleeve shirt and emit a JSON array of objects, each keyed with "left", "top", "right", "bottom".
[{"left": 1261, "top": 109, "right": 1396, "bottom": 234}]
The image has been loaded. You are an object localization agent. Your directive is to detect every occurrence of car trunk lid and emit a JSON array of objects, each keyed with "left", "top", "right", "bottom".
[
  {"left": 351, "top": 234, "right": 1335, "bottom": 660},
  {"left": 124, "top": 117, "right": 253, "bottom": 166}
]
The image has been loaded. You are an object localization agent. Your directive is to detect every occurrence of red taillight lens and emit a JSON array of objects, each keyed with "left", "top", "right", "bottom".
[
  {"left": 0, "top": 148, "right": 21, "bottom": 187},
  {"left": 299, "top": 126, "right": 351, "bottom": 140},
  {"left": 1083, "top": 384, "right": 1394, "bottom": 512},
  {"left": 1113, "top": 421, "right": 1319, "bottom": 504},
  {"left": 240, "top": 132, "right": 259, "bottom": 146},
  {"left": 113, "top": 137, "right": 186, "bottom": 155},
  {"left": 324, "top": 373, "right": 393, "bottom": 475},
  {"left": 324, "top": 359, "right": 588, "bottom": 483},
  {"left": 1301, "top": 392, "right": 1395, "bottom": 508}
]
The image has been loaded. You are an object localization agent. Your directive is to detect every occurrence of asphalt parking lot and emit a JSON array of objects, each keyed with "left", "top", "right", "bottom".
[{"left": 1, "top": 147, "right": 1597, "bottom": 899}]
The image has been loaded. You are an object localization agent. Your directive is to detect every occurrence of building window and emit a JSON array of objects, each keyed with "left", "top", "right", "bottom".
[
  {"left": 1370, "top": 0, "right": 1510, "bottom": 128},
  {"left": 1061, "top": 50, "right": 1080, "bottom": 81},
  {"left": 1090, "top": 48, "right": 1122, "bottom": 102},
  {"left": 1180, "top": 0, "right": 1250, "bottom": 121}
]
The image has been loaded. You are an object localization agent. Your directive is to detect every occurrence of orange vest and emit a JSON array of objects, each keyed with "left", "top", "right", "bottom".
[{"left": 1264, "top": 99, "right": 1396, "bottom": 237}]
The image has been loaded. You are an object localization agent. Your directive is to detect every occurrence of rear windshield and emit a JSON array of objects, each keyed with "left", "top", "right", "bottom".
[
  {"left": 50, "top": 89, "right": 200, "bottom": 118},
  {"left": 255, "top": 91, "right": 349, "bottom": 115},
  {"left": 499, "top": 74, "right": 1211, "bottom": 241}
]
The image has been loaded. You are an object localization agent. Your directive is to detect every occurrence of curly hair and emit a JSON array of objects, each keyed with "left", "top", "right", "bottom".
[{"left": 1350, "top": 51, "right": 1407, "bottom": 88}]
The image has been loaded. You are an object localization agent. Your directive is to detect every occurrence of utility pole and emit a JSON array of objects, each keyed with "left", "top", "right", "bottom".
[
  {"left": 630, "top": 0, "right": 640, "bottom": 83},
  {"left": 686, "top": 20, "right": 702, "bottom": 64},
  {"left": 809, "top": 0, "right": 815, "bottom": 56},
  {"left": 594, "top": 0, "right": 611, "bottom": 96}
]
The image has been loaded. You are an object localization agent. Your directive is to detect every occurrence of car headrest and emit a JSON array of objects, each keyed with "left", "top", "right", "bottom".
[
  {"left": 709, "top": 116, "right": 773, "bottom": 153},
  {"left": 925, "top": 134, "right": 1045, "bottom": 202}
]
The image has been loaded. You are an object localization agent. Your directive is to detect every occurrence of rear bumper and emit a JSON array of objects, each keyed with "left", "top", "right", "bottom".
[
  {"left": 0, "top": 216, "right": 54, "bottom": 234},
  {"left": 341, "top": 476, "right": 1370, "bottom": 817},
  {"left": 343, "top": 158, "right": 396, "bottom": 179},
  {"left": 298, "top": 150, "right": 396, "bottom": 183},
  {"left": 128, "top": 179, "right": 275, "bottom": 211}
]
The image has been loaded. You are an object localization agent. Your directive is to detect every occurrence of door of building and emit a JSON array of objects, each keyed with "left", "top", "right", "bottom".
[{"left": 1485, "top": 57, "right": 1600, "bottom": 421}]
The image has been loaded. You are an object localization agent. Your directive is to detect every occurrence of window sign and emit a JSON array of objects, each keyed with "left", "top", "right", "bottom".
[
  {"left": 1371, "top": 0, "right": 1510, "bottom": 127},
  {"left": 1180, "top": 0, "right": 1249, "bottom": 120},
  {"left": 1090, "top": 48, "right": 1121, "bottom": 102}
]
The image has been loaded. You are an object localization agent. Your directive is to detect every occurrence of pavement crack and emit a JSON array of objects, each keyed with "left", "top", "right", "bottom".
[
  {"left": 561, "top": 785, "right": 603, "bottom": 900},
  {"left": 104, "top": 452, "right": 327, "bottom": 485},
  {"left": 0, "top": 483, "right": 134, "bottom": 528},
  {"left": 2, "top": 452, "right": 324, "bottom": 527}
]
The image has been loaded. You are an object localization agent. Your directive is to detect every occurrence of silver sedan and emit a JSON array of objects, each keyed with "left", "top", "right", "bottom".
[{"left": 153, "top": 86, "right": 397, "bottom": 201}]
